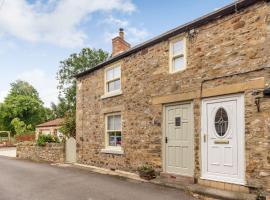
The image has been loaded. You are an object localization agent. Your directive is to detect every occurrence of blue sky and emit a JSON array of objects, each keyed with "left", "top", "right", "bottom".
[{"left": 0, "top": 0, "right": 233, "bottom": 107}]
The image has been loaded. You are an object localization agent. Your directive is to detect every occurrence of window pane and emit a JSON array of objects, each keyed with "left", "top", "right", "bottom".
[
  {"left": 116, "top": 135, "right": 121, "bottom": 146},
  {"left": 108, "top": 132, "right": 121, "bottom": 147},
  {"left": 215, "top": 108, "right": 229, "bottom": 137},
  {"left": 107, "top": 116, "right": 114, "bottom": 130},
  {"left": 114, "top": 66, "right": 121, "bottom": 78},
  {"left": 114, "top": 115, "right": 121, "bottom": 130},
  {"left": 106, "top": 69, "right": 114, "bottom": 81},
  {"left": 173, "top": 40, "right": 184, "bottom": 55},
  {"left": 109, "top": 133, "right": 116, "bottom": 146},
  {"left": 173, "top": 56, "right": 185, "bottom": 71},
  {"left": 114, "top": 79, "right": 121, "bottom": 90},
  {"left": 107, "top": 79, "right": 120, "bottom": 93},
  {"left": 107, "top": 81, "right": 115, "bottom": 92}
]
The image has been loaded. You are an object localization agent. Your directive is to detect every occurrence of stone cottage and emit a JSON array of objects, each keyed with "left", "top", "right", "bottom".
[
  {"left": 36, "top": 118, "right": 64, "bottom": 140},
  {"left": 75, "top": 0, "right": 270, "bottom": 197}
]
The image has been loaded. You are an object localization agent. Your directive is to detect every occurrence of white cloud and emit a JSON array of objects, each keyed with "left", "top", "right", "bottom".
[
  {"left": 103, "top": 16, "right": 149, "bottom": 45},
  {"left": 127, "top": 27, "right": 149, "bottom": 44},
  {"left": 16, "top": 69, "right": 58, "bottom": 107},
  {"left": 0, "top": 0, "right": 136, "bottom": 48},
  {"left": 103, "top": 15, "right": 129, "bottom": 27}
]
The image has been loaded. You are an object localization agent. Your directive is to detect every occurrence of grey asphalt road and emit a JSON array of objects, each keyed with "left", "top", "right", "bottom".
[{"left": 0, "top": 156, "right": 195, "bottom": 200}]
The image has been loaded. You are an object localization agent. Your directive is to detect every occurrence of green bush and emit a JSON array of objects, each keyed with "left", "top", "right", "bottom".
[
  {"left": 36, "top": 134, "right": 60, "bottom": 146},
  {"left": 60, "top": 112, "right": 76, "bottom": 138},
  {"left": 11, "top": 118, "right": 33, "bottom": 136}
]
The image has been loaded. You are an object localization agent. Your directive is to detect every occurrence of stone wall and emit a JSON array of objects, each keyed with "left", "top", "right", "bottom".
[
  {"left": 76, "top": 1, "right": 270, "bottom": 195},
  {"left": 16, "top": 143, "right": 65, "bottom": 163}
]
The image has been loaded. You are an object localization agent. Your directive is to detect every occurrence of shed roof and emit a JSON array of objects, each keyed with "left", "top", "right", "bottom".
[{"left": 36, "top": 118, "right": 64, "bottom": 128}]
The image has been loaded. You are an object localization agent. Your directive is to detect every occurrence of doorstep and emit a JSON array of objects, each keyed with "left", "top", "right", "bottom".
[
  {"left": 160, "top": 172, "right": 195, "bottom": 184},
  {"left": 188, "top": 184, "right": 257, "bottom": 200}
]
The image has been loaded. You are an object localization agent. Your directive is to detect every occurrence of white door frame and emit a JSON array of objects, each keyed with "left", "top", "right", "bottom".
[
  {"left": 162, "top": 101, "right": 194, "bottom": 177},
  {"left": 201, "top": 94, "right": 245, "bottom": 185}
]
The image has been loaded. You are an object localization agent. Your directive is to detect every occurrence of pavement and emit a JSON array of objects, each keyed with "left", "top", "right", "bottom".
[
  {"left": 0, "top": 147, "right": 16, "bottom": 157},
  {"left": 0, "top": 156, "right": 195, "bottom": 200}
]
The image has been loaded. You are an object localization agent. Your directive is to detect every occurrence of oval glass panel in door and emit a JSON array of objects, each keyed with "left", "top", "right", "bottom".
[{"left": 214, "top": 108, "right": 228, "bottom": 137}]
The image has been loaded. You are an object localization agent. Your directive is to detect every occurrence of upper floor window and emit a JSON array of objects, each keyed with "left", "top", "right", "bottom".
[
  {"left": 105, "top": 66, "right": 121, "bottom": 93},
  {"left": 169, "top": 38, "right": 186, "bottom": 73}
]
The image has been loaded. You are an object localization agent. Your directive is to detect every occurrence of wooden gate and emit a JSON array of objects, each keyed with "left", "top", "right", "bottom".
[{"left": 65, "top": 137, "right": 76, "bottom": 163}]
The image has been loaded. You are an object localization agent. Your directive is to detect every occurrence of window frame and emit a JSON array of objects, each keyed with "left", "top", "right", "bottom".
[
  {"left": 104, "top": 113, "right": 122, "bottom": 151},
  {"left": 169, "top": 37, "right": 187, "bottom": 73},
  {"left": 104, "top": 65, "right": 121, "bottom": 95}
]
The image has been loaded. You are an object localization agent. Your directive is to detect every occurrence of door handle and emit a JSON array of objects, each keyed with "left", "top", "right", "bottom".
[
  {"left": 203, "top": 134, "right": 207, "bottom": 142},
  {"left": 165, "top": 137, "right": 168, "bottom": 143}
]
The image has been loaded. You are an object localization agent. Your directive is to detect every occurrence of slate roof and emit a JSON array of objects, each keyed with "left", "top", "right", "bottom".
[{"left": 75, "top": 0, "right": 264, "bottom": 78}]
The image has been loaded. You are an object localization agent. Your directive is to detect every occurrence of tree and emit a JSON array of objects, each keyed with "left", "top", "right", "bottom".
[
  {"left": 9, "top": 80, "right": 41, "bottom": 100},
  {"left": 11, "top": 118, "right": 32, "bottom": 135},
  {"left": 50, "top": 97, "right": 70, "bottom": 118},
  {"left": 57, "top": 48, "right": 109, "bottom": 111},
  {"left": 0, "top": 80, "right": 48, "bottom": 133},
  {"left": 55, "top": 48, "right": 109, "bottom": 137}
]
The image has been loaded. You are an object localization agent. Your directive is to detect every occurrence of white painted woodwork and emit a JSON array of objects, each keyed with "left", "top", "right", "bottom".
[{"left": 201, "top": 94, "right": 245, "bottom": 185}]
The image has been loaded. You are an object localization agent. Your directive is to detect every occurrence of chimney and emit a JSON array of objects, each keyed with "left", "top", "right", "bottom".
[{"left": 112, "top": 28, "right": 131, "bottom": 56}]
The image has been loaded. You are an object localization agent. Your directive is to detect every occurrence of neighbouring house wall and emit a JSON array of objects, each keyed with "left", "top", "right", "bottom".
[
  {"left": 76, "top": 1, "right": 270, "bottom": 194},
  {"left": 16, "top": 143, "right": 65, "bottom": 163},
  {"left": 36, "top": 126, "right": 61, "bottom": 139}
]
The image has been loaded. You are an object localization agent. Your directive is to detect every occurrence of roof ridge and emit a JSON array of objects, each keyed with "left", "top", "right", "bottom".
[{"left": 75, "top": 0, "right": 264, "bottom": 78}]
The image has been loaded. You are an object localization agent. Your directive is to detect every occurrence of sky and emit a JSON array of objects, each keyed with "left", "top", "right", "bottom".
[{"left": 0, "top": 0, "right": 234, "bottom": 107}]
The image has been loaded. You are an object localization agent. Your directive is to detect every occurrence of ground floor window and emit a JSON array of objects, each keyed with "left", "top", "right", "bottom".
[{"left": 106, "top": 113, "right": 122, "bottom": 147}]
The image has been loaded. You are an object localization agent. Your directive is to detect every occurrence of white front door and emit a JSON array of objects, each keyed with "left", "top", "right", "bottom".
[
  {"left": 164, "top": 103, "right": 194, "bottom": 177},
  {"left": 201, "top": 94, "right": 245, "bottom": 184}
]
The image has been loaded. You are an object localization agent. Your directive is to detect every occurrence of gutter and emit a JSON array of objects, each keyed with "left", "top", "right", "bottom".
[{"left": 75, "top": 0, "right": 265, "bottom": 78}]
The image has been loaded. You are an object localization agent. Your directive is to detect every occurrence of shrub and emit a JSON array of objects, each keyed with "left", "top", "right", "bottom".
[
  {"left": 11, "top": 118, "right": 33, "bottom": 135},
  {"left": 60, "top": 112, "right": 76, "bottom": 138},
  {"left": 36, "top": 134, "right": 60, "bottom": 146},
  {"left": 137, "top": 165, "right": 156, "bottom": 180}
]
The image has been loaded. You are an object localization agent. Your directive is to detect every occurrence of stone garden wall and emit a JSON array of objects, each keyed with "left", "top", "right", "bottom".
[{"left": 16, "top": 143, "right": 65, "bottom": 163}]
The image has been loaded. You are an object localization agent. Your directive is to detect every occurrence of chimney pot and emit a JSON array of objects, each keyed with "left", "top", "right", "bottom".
[
  {"left": 119, "top": 28, "right": 124, "bottom": 39},
  {"left": 112, "top": 28, "right": 130, "bottom": 56}
]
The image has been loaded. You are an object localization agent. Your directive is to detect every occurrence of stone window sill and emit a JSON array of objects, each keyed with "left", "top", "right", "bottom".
[
  {"left": 101, "top": 148, "right": 124, "bottom": 155},
  {"left": 101, "top": 90, "right": 123, "bottom": 99}
]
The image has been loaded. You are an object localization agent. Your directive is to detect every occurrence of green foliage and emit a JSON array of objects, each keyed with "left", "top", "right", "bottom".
[
  {"left": 54, "top": 48, "right": 108, "bottom": 137},
  {"left": 0, "top": 80, "right": 49, "bottom": 133},
  {"left": 50, "top": 97, "right": 70, "bottom": 118},
  {"left": 137, "top": 165, "right": 156, "bottom": 180},
  {"left": 11, "top": 118, "right": 32, "bottom": 135},
  {"left": 59, "top": 111, "right": 76, "bottom": 138},
  {"left": 43, "top": 107, "right": 55, "bottom": 121},
  {"left": 56, "top": 48, "right": 109, "bottom": 112},
  {"left": 137, "top": 165, "right": 154, "bottom": 172},
  {"left": 36, "top": 134, "right": 60, "bottom": 146},
  {"left": 9, "top": 80, "right": 41, "bottom": 100}
]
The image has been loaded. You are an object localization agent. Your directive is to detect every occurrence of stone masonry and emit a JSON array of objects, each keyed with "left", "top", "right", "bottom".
[
  {"left": 76, "top": 1, "right": 270, "bottom": 195},
  {"left": 16, "top": 143, "right": 65, "bottom": 163}
]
